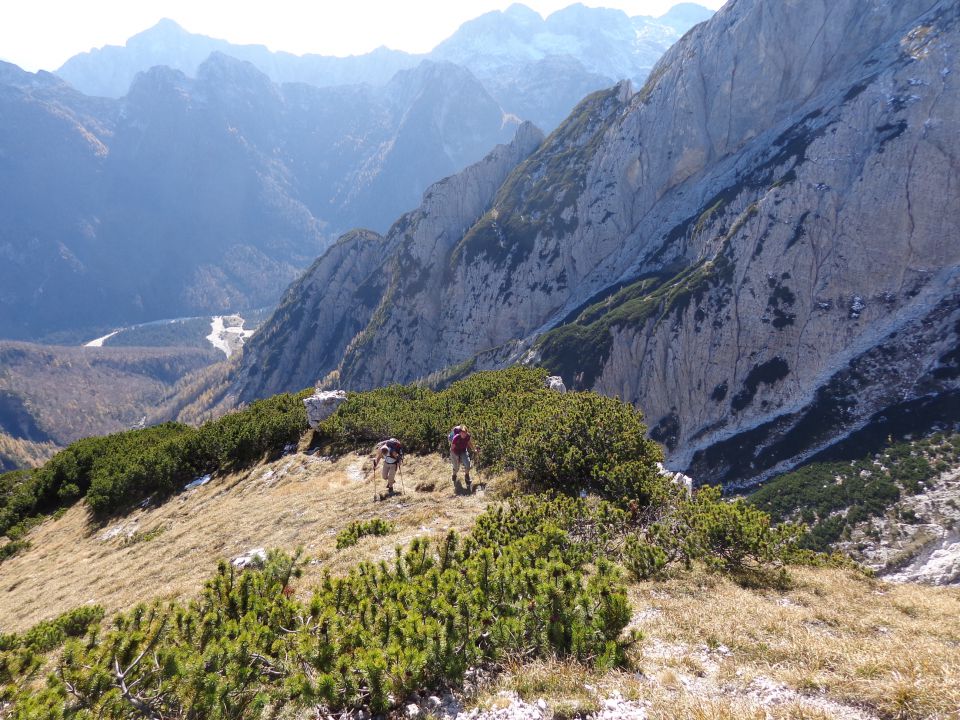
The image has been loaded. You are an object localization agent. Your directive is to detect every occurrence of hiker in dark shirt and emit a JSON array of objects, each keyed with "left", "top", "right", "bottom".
[
  {"left": 373, "top": 438, "right": 403, "bottom": 496},
  {"left": 448, "top": 425, "right": 477, "bottom": 492}
]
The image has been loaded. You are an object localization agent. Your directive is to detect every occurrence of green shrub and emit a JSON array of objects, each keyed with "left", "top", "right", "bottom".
[
  {"left": 53, "top": 605, "right": 105, "bottom": 638},
  {"left": 653, "top": 486, "right": 804, "bottom": 573},
  {"left": 750, "top": 432, "right": 958, "bottom": 551},
  {"left": 0, "top": 539, "right": 30, "bottom": 564},
  {"left": 506, "top": 391, "right": 662, "bottom": 495},
  {"left": 336, "top": 518, "right": 394, "bottom": 549},
  {"left": 1, "top": 390, "right": 311, "bottom": 525},
  {"left": 624, "top": 535, "right": 668, "bottom": 580},
  {"left": 318, "top": 367, "right": 663, "bottom": 504},
  {"left": 23, "top": 498, "right": 634, "bottom": 718}
]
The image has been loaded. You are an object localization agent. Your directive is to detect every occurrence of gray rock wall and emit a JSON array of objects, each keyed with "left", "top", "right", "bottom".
[{"left": 236, "top": 0, "right": 960, "bottom": 487}]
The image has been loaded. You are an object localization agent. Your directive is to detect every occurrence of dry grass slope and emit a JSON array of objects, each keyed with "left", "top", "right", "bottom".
[
  {"left": 0, "top": 452, "right": 493, "bottom": 632},
  {"left": 4, "top": 444, "right": 958, "bottom": 719},
  {"left": 477, "top": 569, "right": 960, "bottom": 720}
]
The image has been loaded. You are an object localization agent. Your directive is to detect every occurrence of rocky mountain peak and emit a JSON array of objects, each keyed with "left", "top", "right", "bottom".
[
  {"left": 235, "top": 0, "right": 959, "bottom": 491},
  {"left": 130, "top": 18, "right": 190, "bottom": 44},
  {"left": 502, "top": 3, "right": 542, "bottom": 24},
  {"left": 654, "top": 2, "right": 715, "bottom": 31},
  {"left": 195, "top": 51, "right": 280, "bottom": 103}
]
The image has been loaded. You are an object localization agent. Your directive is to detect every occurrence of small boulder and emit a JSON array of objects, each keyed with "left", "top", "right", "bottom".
[
  {"left": 545, "top": 375, "right": 567, "bottom": 393},
  {"left": 232, "top": 548, "right": 267, "bottom": 569},
  {"left": 405, "top": 704, "right": 420, "bottom": 719},
  {"left": 303, "top": 389, "right": 348, "bottom": 429}
]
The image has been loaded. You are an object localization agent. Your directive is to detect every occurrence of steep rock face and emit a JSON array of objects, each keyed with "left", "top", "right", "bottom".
[
  {"left": 536, "top": 0, "right": 960, "bottom": 484},
  {"left": 236, "top": 123, "right": 545, "bottom": 401},
  {"left": 236, "top": 0, "right": 959, "bottom": 487}
]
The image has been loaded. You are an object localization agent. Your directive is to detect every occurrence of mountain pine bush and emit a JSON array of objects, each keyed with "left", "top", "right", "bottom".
[
  {"left": 336, "top": 518, "right": 394, "bottom": 548},
  {"left": 9, "top": 498, "right": 636, "bottom": 718},
  {"left": 0, "top": 391, "right": 310, "bottom": 530},
  {"left": 636, "top": 485, "right": 804, "bottom": 576},
  {"left": 317, "top": 367, "right": 663, "bottom": 501},
  {"left": 750, "top": 432, "right": 960, "bottom": 550}
]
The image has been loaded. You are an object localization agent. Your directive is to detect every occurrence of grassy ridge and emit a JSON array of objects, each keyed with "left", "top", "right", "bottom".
[{"left": 1, "top": 367, "right": 815, "bottom": 718}]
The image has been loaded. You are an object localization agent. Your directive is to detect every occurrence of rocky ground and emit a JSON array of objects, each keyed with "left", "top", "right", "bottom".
[{"left": 839, "top": 467, "right": 960, "bottom": 585}]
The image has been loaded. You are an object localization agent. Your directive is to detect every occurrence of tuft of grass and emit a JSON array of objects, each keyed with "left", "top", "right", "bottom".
[
  {"left": 335, "top": 518, "right": 394, "bottom": 549},
  {"left": 122, "top": 525, "right": 166, "bottom": 546}
]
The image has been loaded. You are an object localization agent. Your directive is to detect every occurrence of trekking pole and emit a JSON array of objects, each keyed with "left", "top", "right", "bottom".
[
  {"left": 398, "top": 460, "right": 406, "bottom": 496},
  {"left": 473, "top": 448, "right": 482, "bottom": 490},
  {"left": 372, "top": 460, "right": 379, "bottom": 502}
]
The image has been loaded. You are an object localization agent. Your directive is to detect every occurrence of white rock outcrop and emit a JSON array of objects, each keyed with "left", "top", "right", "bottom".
[
  {"left": 232, "top": 548, "right": 267, "bottom": 569},
  {"left": 303, "top": 390, "right": 348, "bottom": 429},
  {"left": 656, "top": 462, "right": 693, "bottom": 496},
  {"left": 886, "top": 537, "right": 960, "bottom": 586},
  {"left": 545, "top": 376, "right": 567, "bottom": 393}
]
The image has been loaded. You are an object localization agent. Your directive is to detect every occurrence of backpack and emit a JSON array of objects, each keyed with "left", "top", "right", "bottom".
[
  {"left": 380, "top": 438, "right": 404, "bottom": 461},
  {"left": 450, "top": 428, "right": 469, "bottom": 454}
]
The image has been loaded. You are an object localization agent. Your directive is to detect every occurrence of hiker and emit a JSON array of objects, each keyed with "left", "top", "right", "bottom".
[
  {"left": 373, "top": 438, "right": 404, "bottom": 496},
  {"left": 448, "top": 425, "right": 477, "bottom": 492}
]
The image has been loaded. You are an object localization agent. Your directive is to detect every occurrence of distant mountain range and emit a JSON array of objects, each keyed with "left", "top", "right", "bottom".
[
  {"left": 0, "top": 55, "right": 521, "bottom": 339},
  {"left": 56, "top": 3, "right": 712, "bottom": 130},
  {"left": 0, "top": 3, "right": 710, "bottom": 341}
]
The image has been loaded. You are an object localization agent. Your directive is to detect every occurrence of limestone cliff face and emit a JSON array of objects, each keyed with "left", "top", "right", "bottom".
[
  {"left": 237, "top": 0, "right": 959, "bottom": 486},
  {"left": 236, "top": 122, "right": 545, "bottom": 400}
]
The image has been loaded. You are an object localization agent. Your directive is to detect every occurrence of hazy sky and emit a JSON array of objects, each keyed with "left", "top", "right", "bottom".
[{"left": 0, "top": 0, "right": 725, "bottom": 73}]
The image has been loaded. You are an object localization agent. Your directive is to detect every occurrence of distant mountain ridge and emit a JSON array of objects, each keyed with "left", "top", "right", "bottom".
[
  {"left": 0, "top": 55, "right": 516, "bottom": 340},
  {"left": 234, "top": 0, "right": 960, "bottom": 489},
  {"left": 55, "top": 3, "right": 712, "bottom": 130},
  {"left": 0, "top": 3, "right": 710, "bottom": 341},
  {"left": 56, "top": 18, "right": 421, "bottom": 98}
]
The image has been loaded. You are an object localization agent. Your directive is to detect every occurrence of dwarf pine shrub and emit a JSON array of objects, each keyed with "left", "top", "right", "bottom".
[
  {"left": 318, "top": 367, "right": 663, "bottom": 502},
  {"left": 13, "top": 498, "right": 635, "bottom": 718},
  {"left": 336, "top": 518, "right": 394, "bottom": 549},
  {"left": 0, "top": 390, "right": 311, "bottom": 529},
  {"left": 0, "top": 604, "right": 105, "bottom": 701},
  {"left": 750, "top": 431, "right": 960, "bottom": 551},
  {"left": 649, "top": 486, "right": 805, "bottom": 573}
]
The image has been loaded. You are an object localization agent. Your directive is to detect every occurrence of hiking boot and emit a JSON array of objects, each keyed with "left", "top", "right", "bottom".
[{"left": 465, "top": 478, "right": 472, "bottom": 492}]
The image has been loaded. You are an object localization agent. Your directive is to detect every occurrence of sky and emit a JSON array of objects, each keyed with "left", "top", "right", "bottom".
[{"left": 0, "top": 0, "right": 725, "bottom": 73}]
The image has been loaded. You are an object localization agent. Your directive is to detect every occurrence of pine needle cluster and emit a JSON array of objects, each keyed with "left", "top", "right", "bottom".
[{"left": 335, "top": 518, "right": 394, "bottom": 549}]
